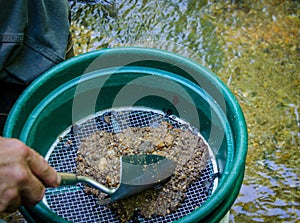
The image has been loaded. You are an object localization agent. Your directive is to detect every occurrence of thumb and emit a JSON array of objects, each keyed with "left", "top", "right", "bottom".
[{"left": 27, "top": 148, "right": 61, "bottom": 187}]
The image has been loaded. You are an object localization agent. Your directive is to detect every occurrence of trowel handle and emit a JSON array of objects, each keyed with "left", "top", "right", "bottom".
[
  {"left": 57, "top": 172, "right": 116, "bottom": 195},
  {"left": 58, "top": 172, "right": 80, "bottom": 186}
]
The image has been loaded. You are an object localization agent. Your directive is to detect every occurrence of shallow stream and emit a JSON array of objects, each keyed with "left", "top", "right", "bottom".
[{"left": 69, "top": 0, "right": 299, "bottom": 222}]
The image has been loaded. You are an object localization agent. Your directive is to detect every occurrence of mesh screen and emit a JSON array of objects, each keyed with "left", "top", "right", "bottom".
[{"left": 44, "top": 107, "right": 218, "bottom": 222}]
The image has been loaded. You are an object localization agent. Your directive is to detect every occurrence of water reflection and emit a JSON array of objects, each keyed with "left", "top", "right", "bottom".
[
  {"left": 69, "top": 0, "right": 299, "bottom": 222},
  {"left": 70, "top": 0, "right": 223, "bottom": 69}
]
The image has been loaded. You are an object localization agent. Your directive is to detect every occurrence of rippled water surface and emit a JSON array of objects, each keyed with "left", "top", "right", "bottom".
[{"left": 70, "top": 0, "right": 299, "bottom": 222}]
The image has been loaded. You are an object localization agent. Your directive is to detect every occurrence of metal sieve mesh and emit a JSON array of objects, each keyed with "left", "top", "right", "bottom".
[{"left": 44, "top": 107, "right": 219, "bottom": 222}]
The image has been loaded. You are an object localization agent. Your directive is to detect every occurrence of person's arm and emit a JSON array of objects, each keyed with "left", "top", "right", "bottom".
[{"left": 0, "top": 137, "right": 60, "bottom": 213}]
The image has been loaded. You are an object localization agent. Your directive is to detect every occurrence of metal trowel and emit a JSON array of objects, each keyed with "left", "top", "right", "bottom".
[{"left": 57, "top": 154, "right": 176, "bottom": 204}]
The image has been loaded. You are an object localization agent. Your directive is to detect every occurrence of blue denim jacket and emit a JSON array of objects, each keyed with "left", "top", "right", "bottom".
[{"left": 0, "top": 0, "right": 71, "bottom": 85}]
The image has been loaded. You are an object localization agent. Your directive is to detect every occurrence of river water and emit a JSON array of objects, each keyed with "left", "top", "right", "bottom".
[{"left": 69, "top": 0, "right": 299, "bottom": 222}]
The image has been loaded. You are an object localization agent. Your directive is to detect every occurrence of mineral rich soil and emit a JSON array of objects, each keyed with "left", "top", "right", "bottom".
[{"left": 76, "top": 121, "right": 209, "bottom": 222}]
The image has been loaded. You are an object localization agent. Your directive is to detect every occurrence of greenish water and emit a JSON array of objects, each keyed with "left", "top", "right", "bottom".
[{"left": 70, "top": 0, "right": 299, "bottom": 222}]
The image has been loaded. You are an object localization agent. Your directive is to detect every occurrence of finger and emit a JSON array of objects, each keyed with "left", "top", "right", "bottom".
[
  {"left": 0, "top": 138, "right": 54, "bottom": 210},
  {"left": 20, "top": 173, "right": 45, "bottom": 207},
  {"left": 0, "top": 188, "right": 22, "bottom": 213},
  {"left": 26, "top": 148, "right": 60, "bottom": 187},
  {"left": 4, "top": 163, "right": 46, "bottom": 208}
]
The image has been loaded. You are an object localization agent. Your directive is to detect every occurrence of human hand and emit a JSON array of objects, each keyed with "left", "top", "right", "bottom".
[{"left": 0, "top": 137, "right": 60, "bottom": 213}]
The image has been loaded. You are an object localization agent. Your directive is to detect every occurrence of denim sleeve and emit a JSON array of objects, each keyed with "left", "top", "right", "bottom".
[{"left": 0, "top": 0, "right": 71, "bottom": 85}]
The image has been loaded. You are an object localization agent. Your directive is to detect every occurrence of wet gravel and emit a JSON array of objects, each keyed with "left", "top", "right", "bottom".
[{"left": 76, "top": 121, "right": 209, "bottom": 221}]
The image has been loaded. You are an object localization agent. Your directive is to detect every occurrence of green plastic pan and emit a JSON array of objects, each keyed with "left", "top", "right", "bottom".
[{"left": 4, "top": 47, "right": 247, "bottom": 223}]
